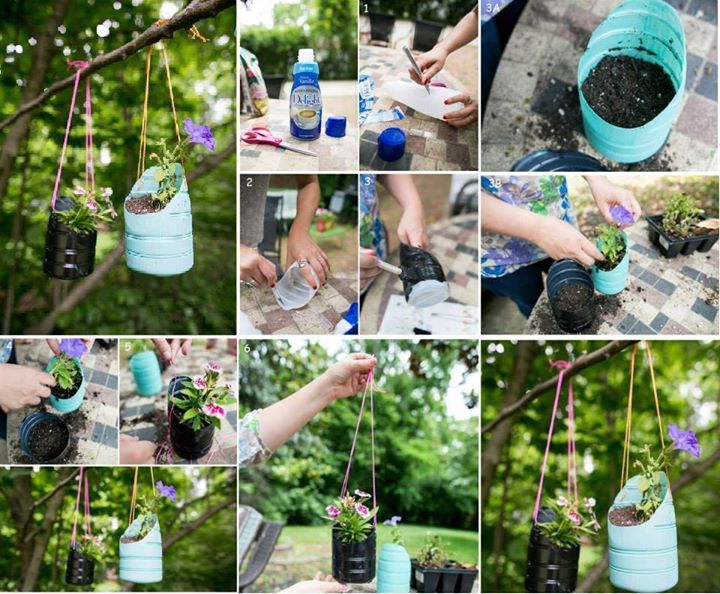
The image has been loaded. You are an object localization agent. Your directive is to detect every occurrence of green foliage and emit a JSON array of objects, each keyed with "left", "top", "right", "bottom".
[
  {"left": 325, "top": 491, "right": 378, "bottom": 543},
  {"left": 365, "top": 0, "right": 472, "bottom": 26},
  {"left": 416, "top": 533, "right": 449, "bottom": 568},
  {"left": 77, "top": 535, "right": 106, "bottom": 561},
  {"left": 55, "top": 187, "right": 117, "bottom": 234},
  {"left": 536, "top": 496, "right": 600, "bottom": 548},
  {"left": 661, "top": 193, "right": 704, "bottom": 239},
  {"left": 596, "top": 223, "right": 625, "bottom": 266},
  {"left": 49, "top": 353, "right": 79, "bottom": 390},
  {"left": 128, "top": 339, "right": 154, "bottom": 354},
  {"left": 169, "top": 366, "right": 236, "bottom": 431},
  {"left": 147, "top": 140, "right": 183, "bottom": 208}
]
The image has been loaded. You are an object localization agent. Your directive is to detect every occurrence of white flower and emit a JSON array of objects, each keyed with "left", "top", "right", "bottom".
[
  {"left": 102, "top": 187, "right": 113, "bottom": 198},
  {"left": 584, "top": 497, "right": 596, "bottom": 509},
  {"left": 556, "top": 496, "right": 568, "bottom": 507}
]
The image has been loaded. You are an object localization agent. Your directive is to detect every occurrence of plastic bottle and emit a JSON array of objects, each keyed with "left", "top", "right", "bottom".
[{"left": 290, "top": 48, "right": 322, "bottom": 140}]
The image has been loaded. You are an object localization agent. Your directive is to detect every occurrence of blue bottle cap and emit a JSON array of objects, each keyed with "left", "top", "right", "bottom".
[
  {"left": 378, "top": 127, "right": 406, "bottom": 162},
  {"left": 325, "top": 115, "right": 347, "bottom": 138}
]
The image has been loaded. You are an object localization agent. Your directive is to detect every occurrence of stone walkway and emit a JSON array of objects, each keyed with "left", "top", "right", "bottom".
[
  {"left": 7, "top": 340, "right": 118, "bottom": 464},
  {"left": 525, "top": 220, "right": 719, "bottom": 334},
  {"left": 482, "top": 0, "right": 718, "bottom": 171},
  {"left": 119, "top": 341, "right": 237, "bottom": 464}
]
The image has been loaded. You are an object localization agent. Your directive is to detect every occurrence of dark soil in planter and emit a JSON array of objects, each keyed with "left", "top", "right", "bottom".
[
  {"left": 50, "top": 363, "right": 82, "bottom": 399},
  {"left": 27, "top": 418, "right": 69, "bottom": 460},
  {"left": 12, "top": 405, "right": 87, "bottom": 463},
  {"left": 554, "top": 283, "right": 593, "bottom": 310},
  {"left": 537, "top": 291, "right": 620, "bottom": 335},
  {"left": 609, "top": 506, "right": 647, "bottom": 527},
  {"left": 582, "top": 55, "right": 676, "bottom": 128},
  {"left": 595, "top": 244, "right": 626, "bottom": 271},
  {"left": 120, "top": 519, "right": 156, "bottom": 543},
  {"left": 125, "top": 194, "right": 166, "bottom": 215}
]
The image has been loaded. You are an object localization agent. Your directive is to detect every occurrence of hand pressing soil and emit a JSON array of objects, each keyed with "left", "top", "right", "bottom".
[
  {"left": 608, "top": 505, "right": 647, "bottom": 527},
  {"left": 125, "top": 195, "right": 165, "bottom": 215},
  {"left": 582, "top": 55, "right": 676, "bottom": 128}
]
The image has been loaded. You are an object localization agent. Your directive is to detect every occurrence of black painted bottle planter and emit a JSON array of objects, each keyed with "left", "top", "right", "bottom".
[
  {"left": 331, "top": 527, "right": 376, "bottom": 584},
  {"left": 65, "top": 547, "right": 95, "bottom": 585},
  {"left": 524, "top": 510, "right": 580, "bottom": 593},
  {"left": 168, "top": 376, "right": 214, "bottom": 460},
  {"left": 43, "top": 197, "right": 97, "bottom": 280},
  {"left": 399, "top": 243, "right": 449, "bottom": 307},
  {"left": 547, "top": 259, "right": 595, "bottom": 333},
  {"left": 410, "top": 561, "right": 478, "bottom": 593}
]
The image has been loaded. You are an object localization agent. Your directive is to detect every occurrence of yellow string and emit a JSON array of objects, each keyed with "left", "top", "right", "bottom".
[
  {"left": 646, "top": 342, "right": 671, "bottom": 491},
  {"left": 188, "top": 25, "right": 209, "bottom": 42},
  {"left": 150, "top": 466, "right": 156, "bottom": 495},
  {"left": 128, "top": 466, "right": 139, "bottom": 526}
]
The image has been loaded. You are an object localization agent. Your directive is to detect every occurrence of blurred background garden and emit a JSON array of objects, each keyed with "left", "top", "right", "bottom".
[
  {"left": 481, "top": 340, "right": 720, "bottom": 593},
  {"left": 238, "top": 338, "right": 479, "bottom": 591},
  {"left": 0, "top": 0, "right": 236, "bottom": 334}
]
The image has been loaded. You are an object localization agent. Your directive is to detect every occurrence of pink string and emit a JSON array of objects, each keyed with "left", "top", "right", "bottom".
[
  {"left": 532, "top": 360, "right": 573, "bottom": 524},
  {"left": 567, "top": 381, "right": 578, "bottom": 502},
  {"left": 84, "top": 74, "right": 95, "bottom": 194},
  {"left": 51, "top": 60, "right": 90, "bottom": 211},
  {"left": 70, "top": 467, "right": 84, "bottom": 548},
  {"left": 84, "top": 472, "right": 92, "bottom": 539}
]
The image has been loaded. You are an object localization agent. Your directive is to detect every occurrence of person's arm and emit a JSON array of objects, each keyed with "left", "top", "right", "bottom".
[
  {"left": 0, "top": 364, "right": 55, "bottom": 412},
  {"left": 257, "top": 354, "right": 376, "bottom": 452},
  {"left": 583, "top": 175, "right": 642, "bottom": 226},
  {"left": 482, "top": 190, "right": 604, "bottom": 267},
  {"left": 378, "top": 174, "right": 429, "bottom": 249},
  {"left": 287, "top": 174, "right": 330, "bottom": 287}
]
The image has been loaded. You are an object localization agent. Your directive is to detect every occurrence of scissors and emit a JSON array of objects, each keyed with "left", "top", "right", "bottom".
[{"left": 241, "top": 126, "right": 317, "bottom": 157}]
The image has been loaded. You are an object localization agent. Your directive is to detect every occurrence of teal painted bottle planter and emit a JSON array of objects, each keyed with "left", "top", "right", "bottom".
[
  {"left": 124, "top": 164, "right": 193, "bottom": 276},
  {"left": 46, "top": 356, "right": 86, "bottom": 413},
  {"left": 129, "top": 351, "right": 163, "bottom": 396},
  {"left": 119, "top": 514, "right": 163, "bottom": 583},
  {"left": 578, "top": 0, "right": 686, "bottom": 163},
  {"left": 377, "top": 544, "right": 411, "bottom": 593},
  {"left": 608, "top": 471, "right": 678, "bottom": 592},
  {"left": 592, "top": 231, "right": 630, "bottom": 295}
]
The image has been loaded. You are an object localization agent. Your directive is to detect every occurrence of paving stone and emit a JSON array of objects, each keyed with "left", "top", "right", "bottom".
[
  {"left": 691, "top": 297, "right": 718, "bottom": 321},
  {"left": 695, "top": 61, "right": 718, "bottom": 101},
  {"left": 686, "top": 52, "right": 705, "bottom": 90}
]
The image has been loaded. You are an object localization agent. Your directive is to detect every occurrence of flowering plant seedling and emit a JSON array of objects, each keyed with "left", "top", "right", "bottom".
[
  {"left": 56, "top": 186, "right": 116, "bottom": 235},
  {"left": 133, "top": 481, "right": 176, "bottom": 541},
  {"left": 661, "top": 193, "right": 703, "bottom": 239},
  {"left": 324, "top": 489, "right": 377, "bottom": 544},
  {"left": 632, "top": 424, "right": 700, "bottom": 521},
  {"left": 147, "top": 118, "right": 215, "bottom": 209},
  {"left": 537, "top": 495, "right": 601, "bottom": 548},
  {"left": 49, "top": 339, "right": 87, "bottom": 390},
  {"left": 383, "top": 515, "right": 404, "bottom": 546},
  {"left": 416, "top": 533, "right": 449, "bottom": 568},
  {"left": 168, "top": 363, "right": 236, "bottom": 430},
  {"left": 597, "top": 223, "right": 626, "bottom": 268},
  {"left": 77, "top": 535, "right": 105, "bottom": 560}
]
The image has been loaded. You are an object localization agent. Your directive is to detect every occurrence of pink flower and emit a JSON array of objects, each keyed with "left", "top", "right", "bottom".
[
  {"left": 223, "top": 382, "right": 235, "bottom": 395},
  {"left": 326, "top": 505, "right": 340, "bottom": 519},
  {"left": 85, "top": 199, "right": 97, "bottom": 213},
  {"left": 192, "top": 375, "right": 207, "bottom": 390},
  {"left": 568, "top": 511, "right": 581, "bottom": 525},
  {"left": 205, "top": 362, "right": 221, "bottom": 373},
  {"left": 202, "top": 402, "right": 226, "bottom": 419},
  {"left": 556, "top": 496, "right": 568, "bottom": 507},
  {"left": 355, "top": 503, "right": 370, "bottom": 517},
  {"left": 584, "top": 497, "right": 596, "bottom": 509}
]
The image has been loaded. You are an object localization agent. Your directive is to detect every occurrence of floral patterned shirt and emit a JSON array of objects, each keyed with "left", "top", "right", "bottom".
[
  {"left": 359, "top": 174, "right": 388, "bottom": 294},
  {"left": 238, "top": 410, "right": 273, "bottom": 468},
  {"left": 481, "top": 175, "right": 577, "bottom": 278}
]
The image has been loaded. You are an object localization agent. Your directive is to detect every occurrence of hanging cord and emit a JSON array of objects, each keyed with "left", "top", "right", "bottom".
[
  {"left": 51, "top": 60, "right": 90, "bottom": 211},
  {"left": 340, "top": 369, "right": 378, "bottom": 528},
  {"left": 70, "top": 467, "right": 85, "bottom": 549},
  {"left": 84, "top": 471, "right": 92, "bottom": 541},
  {"left": 128, "top": 466, "right": 157, "bottom": 526},
  {"left": 532, "top": 360, "right": 576, "bottom": 524}
]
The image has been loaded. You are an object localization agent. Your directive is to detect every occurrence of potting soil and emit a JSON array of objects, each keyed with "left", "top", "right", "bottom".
[
  {"left": 581, "top": 55, "right": 675, "bottom": 128},
  {"left": 609, "top": 506, "right": 647, "bottom": 526},
  {"left": 125, "top": 194, "right": 166, "bottom": 215},
  {"left": 554, "top": 283, "right": 593, "bottom": 311},
  {"left": 595, "top": 244, "right": 627, "bottom": 271},
  {"left": 537, "top": 290, "right": 621, "bottom": 334},
  {"left": 27, "top": 419, "right": 68, "bottom": 460},
  {"left": 50, "top": 363, "right": 83, "bottom": 399}
]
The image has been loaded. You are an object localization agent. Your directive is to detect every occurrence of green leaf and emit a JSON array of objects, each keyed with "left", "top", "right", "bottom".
[{"left": 637, "top": 476, "right": 650, "bottom": 492}]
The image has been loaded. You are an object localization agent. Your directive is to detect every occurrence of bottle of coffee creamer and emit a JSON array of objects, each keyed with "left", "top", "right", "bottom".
[{"left": 290, "top": 48, "right": 322, "bottom": 140}]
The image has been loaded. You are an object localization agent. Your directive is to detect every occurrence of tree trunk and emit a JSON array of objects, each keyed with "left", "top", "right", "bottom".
[
  {"left": 492, "top": 450, "right": 513, "bottom": 592},
  {"left": 481, "top": 341, "right": 539, "bottom": 508},
  {"left": 0, "top": 0, "right": 70, "bottom": 206}
]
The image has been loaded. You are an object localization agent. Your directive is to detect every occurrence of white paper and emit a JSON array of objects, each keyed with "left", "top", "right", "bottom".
[
  {"left": 377, "top": 295, "right": 478, "bottom": 335},
  {"left": 379, "top": 81, "right": 465, "bottom": 120}
]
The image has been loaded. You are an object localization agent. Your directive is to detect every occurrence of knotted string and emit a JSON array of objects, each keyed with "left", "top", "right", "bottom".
[
  {"left": 532, "top": 360, "right": 578, "bottom": 523},
  {"left": 51, "top": 60, "right": 92, "bottom": 211}
]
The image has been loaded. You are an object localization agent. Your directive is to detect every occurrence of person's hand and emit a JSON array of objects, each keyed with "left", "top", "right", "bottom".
[
  {"left": 397, "top": 206, "right": 429, "bottom": 249},
  {"left": 287, "top": 227, "right": 330, "bottom": 288},
  {"left": 320, "top": 354, "right": 377, "bottom": 400},
  {"left": 240, "top": 244, "right": 277, "bottom": 288},
  {"left": 280, "top": 572, "right": 348, "bottom": 593},
  {"left": 0, "top": 364, "right": 56, "bottom": 412},
  {"left": 587, "top": 177, "right": 642, "bottom": 227},
  {"left": 530, "top": 217, "right": 604, "bottom": 267},
  {"left": 360, "top": 248, "right": 382, "bottom": 291},
  {"left": 119, "top": 434, "right": 155, "bottom": 464},
  {"left": 443, "top": 93, "right": 479, "bottom": 128},
  {"left": 408, "top": 45, "right": 450, "bottom": 85},
  {"left": 46, "top": 339, "right": 95, "bottom": 357},
  {"left": 151, "top": 339, "right": 191, "bottom": 365}
]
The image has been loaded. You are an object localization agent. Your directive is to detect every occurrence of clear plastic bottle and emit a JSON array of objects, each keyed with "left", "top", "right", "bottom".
[{"left": 290, "top": 48, "right": 322, "bottom": 140}]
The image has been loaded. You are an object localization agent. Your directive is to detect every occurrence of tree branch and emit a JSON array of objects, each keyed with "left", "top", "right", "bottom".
[
  {"left": 0, "top": 0, "right": 235, "bottom": 130},
  {"left": 481, "top": 340, "right": 638, "bottom": 435},
  {"left": 162, "top": 495, "right": 235, "bottom": 550},
  {"left": 31, "top": 468, "right": 80, "bottom": 509}
]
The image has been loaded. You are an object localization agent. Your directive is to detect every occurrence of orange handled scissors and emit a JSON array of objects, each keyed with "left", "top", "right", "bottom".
[{"left": 241, "top": 126, "right": 317, "bottom": 157}]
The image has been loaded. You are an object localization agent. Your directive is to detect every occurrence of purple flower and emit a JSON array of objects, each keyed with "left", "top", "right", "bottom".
[
  {"left": 383, "top": 515, "right": 402, "bottom": 526},
  {"left": 355, "top": 503, "right": 370, "bottom": 517},
  {"left": 156, "top": 481, "right": 176, "bottom": 502},
  {"left": 183, "top": 118, "right": 215, "bottom": 151},
  {"left": 568, "top": 511, "right": 581, "bottom": 525},
  {"left": 59, "top": 339, "right": 87, "bottom": 359},
  {"left": 85, "top": 199, "right": 97, "bottom": 213},
  {"left": 326, "top": 505, "right": 340, "bottom": 519},
  {"left": 610, "top": 205, "right": 635, "bottom": 227},
  {"left": 668, "top": 423, "right": 701, "bottom": 459}
]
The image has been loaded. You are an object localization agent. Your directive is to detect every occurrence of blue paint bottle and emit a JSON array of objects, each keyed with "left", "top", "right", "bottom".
[{"left": 290, "top": 48, "right": 322, "bottom": 140}]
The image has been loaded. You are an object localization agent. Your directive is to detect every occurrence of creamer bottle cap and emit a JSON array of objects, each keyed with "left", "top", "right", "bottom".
[{"left": 298, "top": 48, "right": 315, "bottom": 63}]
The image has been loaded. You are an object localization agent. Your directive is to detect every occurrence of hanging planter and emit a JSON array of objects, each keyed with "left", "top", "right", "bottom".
[
  {"left": 123, "top": 44, "right": 215, "bottom": 277},
  {"left": 44, "top": 60, "right": 116, "bottom": 280},
  {"left": 607, "top": 343, "right": 700, "bottom": 592},
  {"left": 167, "top": 364, "right": 236, "bottom": 460},
  {"left": 399, "top": 243, "right": 450, "bottom": 308},
  {"left": 332, "top": 525, "right": 377, "bottom": 583},
  {"left": 377, "top": 542, "right": 411, "bottom": 593},
  {"left": 65, "top": 468, "right": 102, "bottom": 586},
  {"left": 19, "top": 411, "right": 70, "bottom": 463},
  {"left": 547, "top": 259, "right": 595, "bottom": 332},
  {"left": 66, "top": 547, "right": 95, "bottom": 586},
  {"left": 129, "top": 349, "right": 163, "bottom": 397},
  {"left": 524, "top": 361, "right": 600, "bottom": 593}
]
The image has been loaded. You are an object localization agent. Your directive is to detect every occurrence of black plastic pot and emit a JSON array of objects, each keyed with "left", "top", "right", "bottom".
[
  {"left": 525, "top": 508, "right": 579, "bottom": 593},
  {"left": 331, "top": 527, "right": 376, "bottom": 584},
  {"left": 43, "top": 196, "right": 97, "bottom": 280},
  {"left": 168, "top": 376, "right": 214, "bottom": 460},
  {"left": 410, "top": 561, "right": 478, "bottom": 593},
  {"left": 65, "top": 547, "right": 95, "bottom": 585},
  {"left": 646, "top": 214, "right": 719, "bottom": 258},
  {"left": 19, "top": 411, "right": 70, "bottom": 463},
  {"left": 547, "top": 259, "right": 595, "bottom": 333}
]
